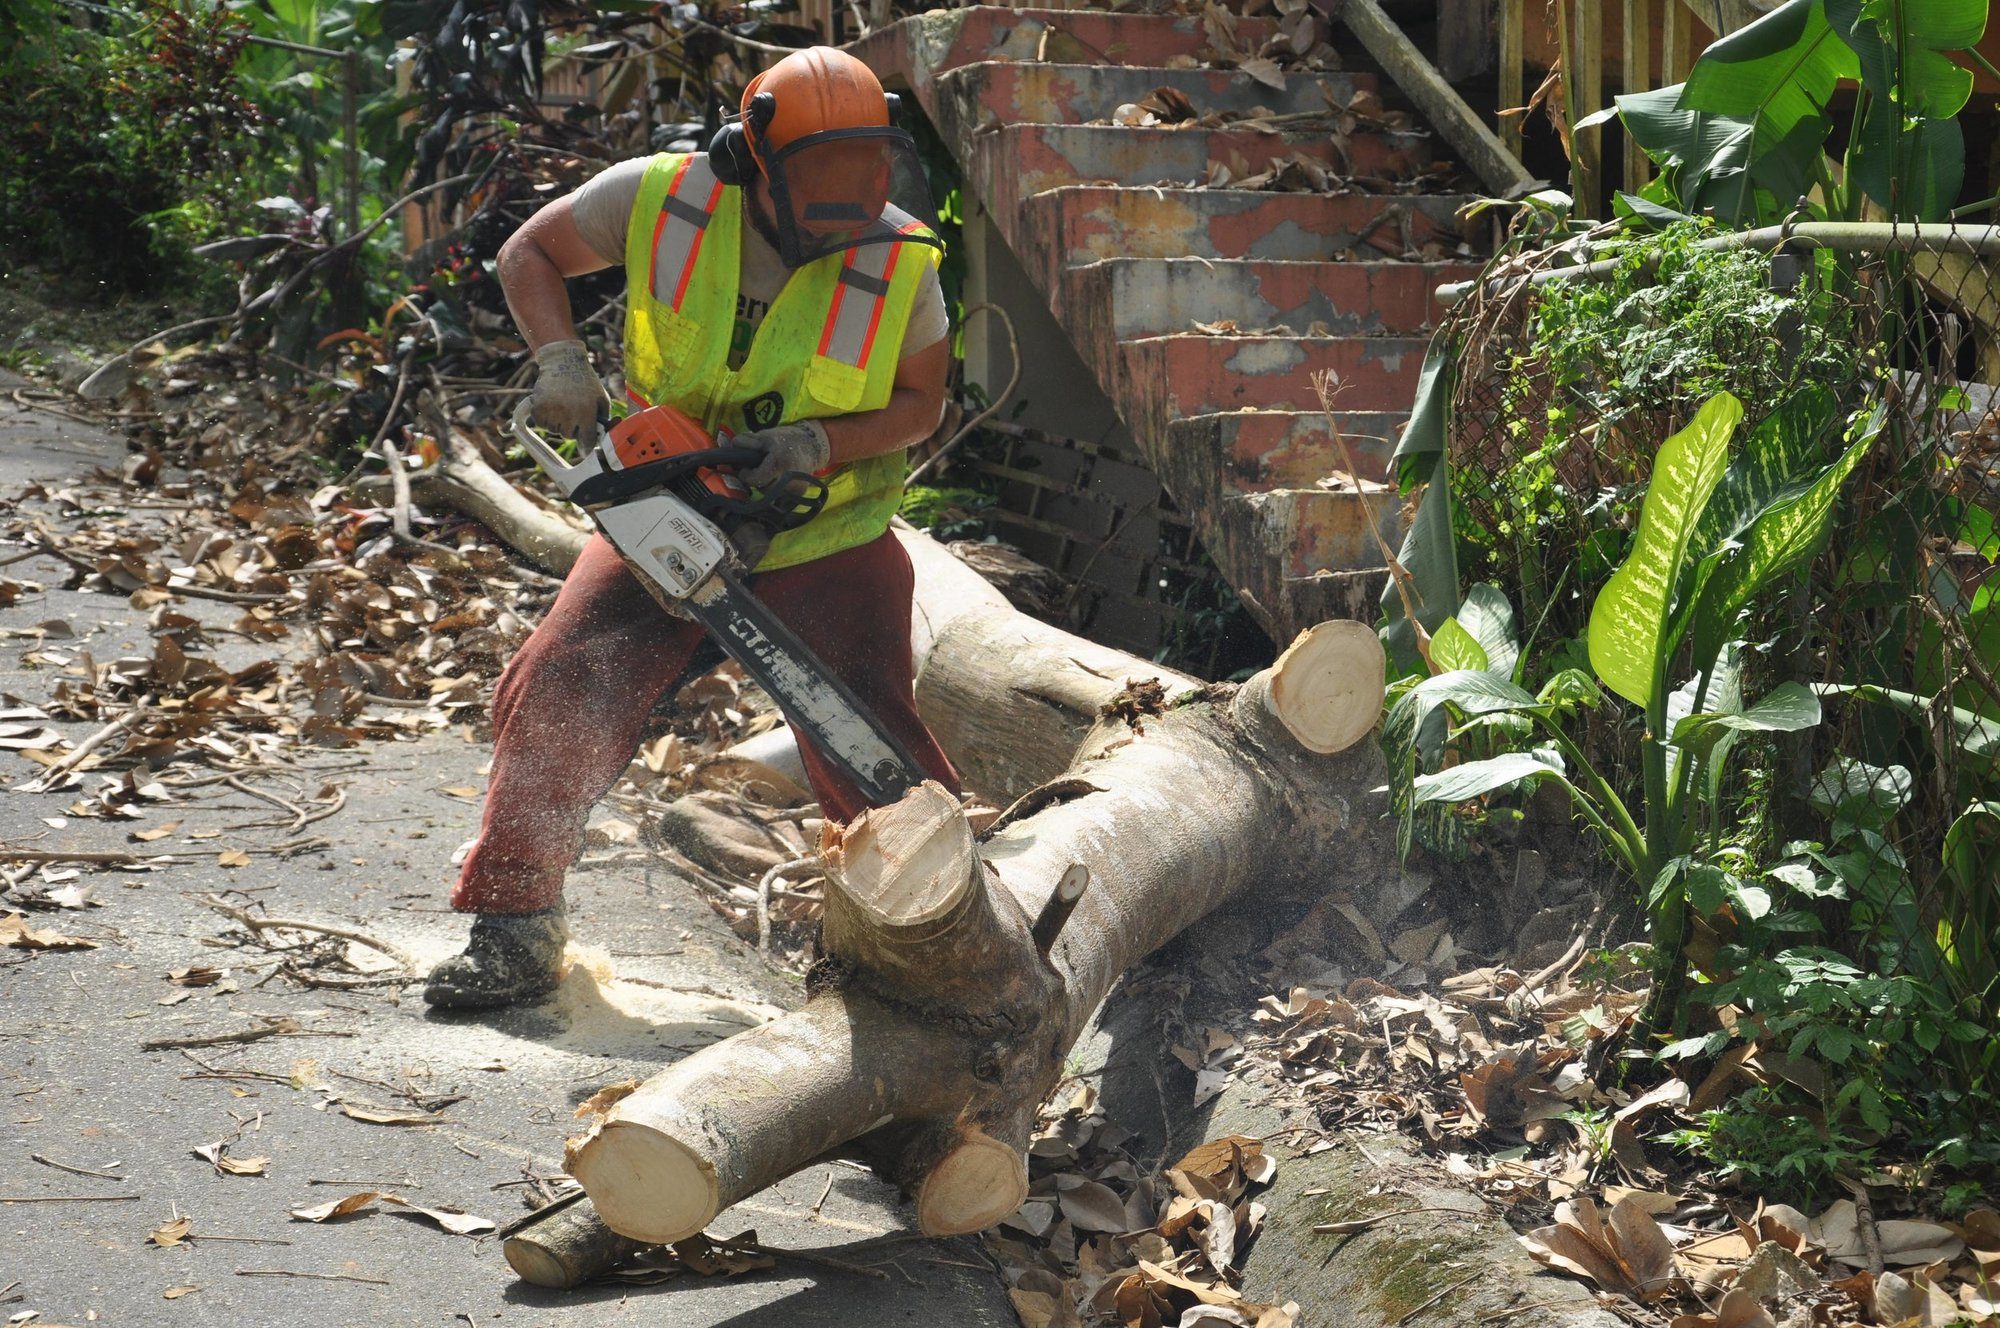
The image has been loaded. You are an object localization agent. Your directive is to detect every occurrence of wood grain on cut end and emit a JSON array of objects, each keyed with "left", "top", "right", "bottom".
[
  {"left": 501, "top": 1197, "right": 652, "bottom": 1289},
  {"left": 1264, "top": 619, "right": 1386, "bottom": 754},
  {"left": 914, "top": 1128, "right": 1030, "bottom": 1236},
  {"left": 570, "top": 1120, "right": 721, "bottom": 1245},
  {"left": 828, "top": 780, "right": 975, "bottom": 927}
]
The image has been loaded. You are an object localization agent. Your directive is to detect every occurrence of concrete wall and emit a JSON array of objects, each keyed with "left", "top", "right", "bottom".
[{"left": 960, "top": 209, "right": 1127, "bottom": 449}]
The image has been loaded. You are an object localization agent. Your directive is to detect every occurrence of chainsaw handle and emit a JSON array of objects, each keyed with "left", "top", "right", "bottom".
[
  {"left": 569, "top": 445, "right": 769, "bottom": 506},
  {"left": 510, "top": 400, "right": 827, "bottom": 531},
  {"left": 509, "top": 399, "right": 600, "bottom": 486}
]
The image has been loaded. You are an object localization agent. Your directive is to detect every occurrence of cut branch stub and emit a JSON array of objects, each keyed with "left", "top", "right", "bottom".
[
  {"left": 914, "top": 1122, "right": 1032, "bottom": 1237},
  {"left": 822, "top": 780, "right": 979, "bottom": 941},
  {"left": 503, "top": 1196, "right": 652, "bottom": 1289},
  {"left": 1237, "top": 618, "right": 1386, "bottom": 754}
]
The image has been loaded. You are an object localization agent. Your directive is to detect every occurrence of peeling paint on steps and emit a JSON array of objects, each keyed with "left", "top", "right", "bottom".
[
  {"left": 858, "top": 3, "right": 1490, "bottom": 641},
  {"left": 1018, "top": 187, "right": 1475, "bottom": 269},
  {"left": 1169, "top": 410, "right": 1408, "bottom": 491},
  {"left": 933, "top": 61, "right": 1374, "bottom": 128}
]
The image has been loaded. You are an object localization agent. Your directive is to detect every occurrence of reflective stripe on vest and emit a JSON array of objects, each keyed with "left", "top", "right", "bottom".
[
  {"left": 819, "top": 240, "right": 902, "bottom": 371},
  {"left": 648, "top": 155, "right": 725, "bottom": 314}
]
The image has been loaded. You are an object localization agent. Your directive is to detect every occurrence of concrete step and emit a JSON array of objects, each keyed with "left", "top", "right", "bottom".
[
  {"left": 1068, "top": 259, "right": 1477, "bottom": 346},
  {"left": 971, "top": 124, "right": 1435, "bottom": 233},
  {"left": 1241, "top": 485, "right": 1401, "bottom": 577},
  {"left": 1194, "top": 486, "right": 1401, "bottom": 628},
  {"left": 1021, "top": 186, "right": 1476, "bottom": 267},
  {"left": 1117, "top": 333, "right": 1430, "bottom": 442},
  {"left": 885, "top": 6, "right": 1281, "bottom": 71},
  {"left": 934, "top": 61, "right": 1372, "bottom": 128},
  {"left": 1169, "top": 410, "right": 1408, "bottom": 491}
]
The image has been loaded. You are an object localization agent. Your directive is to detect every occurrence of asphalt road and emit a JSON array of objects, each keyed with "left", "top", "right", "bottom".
[{"left": 0, "top": 379, "right": 1013, "bottom": 1327}]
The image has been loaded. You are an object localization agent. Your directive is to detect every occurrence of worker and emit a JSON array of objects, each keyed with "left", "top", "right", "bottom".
[{"left": 426, "top": 47, "right": 961, "bottom": 1008}]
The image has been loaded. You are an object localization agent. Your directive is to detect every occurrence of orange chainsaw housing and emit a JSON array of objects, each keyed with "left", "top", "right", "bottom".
[{"left": 608, "top": 404, "right": 745, "bottom": 500}]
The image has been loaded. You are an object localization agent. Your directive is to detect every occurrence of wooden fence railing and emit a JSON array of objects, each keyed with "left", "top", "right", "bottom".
[{"left": 1495, "top": 0, "right": 1751, "bottom": 213}]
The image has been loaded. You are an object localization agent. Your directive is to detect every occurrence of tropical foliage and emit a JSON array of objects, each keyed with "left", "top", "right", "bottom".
[{"left": 1588, "top": 0, "right": 1991, "bottom": 223}]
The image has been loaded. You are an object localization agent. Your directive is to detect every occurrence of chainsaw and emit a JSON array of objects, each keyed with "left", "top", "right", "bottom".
[{"left": 511, "top": 400, "right": 925, "bottom": 807}]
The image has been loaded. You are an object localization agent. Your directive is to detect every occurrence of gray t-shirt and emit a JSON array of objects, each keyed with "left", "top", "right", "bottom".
[{"left": 570, "top": 155, "right": 949, "bottom": 368}]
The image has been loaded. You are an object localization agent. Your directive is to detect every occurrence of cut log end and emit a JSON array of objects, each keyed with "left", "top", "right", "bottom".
[
  {"left": 825, "top": 780, "right": 975, "bottom": 928},
  {"left": 569, "top": 1120, "right": 721, "bottom": 1245},
  {"left": 914, "top": 1128, "right": 1030, "bottom": 1236},
  {"left": 1259, "top": 619, "right": 1386, "bottom": 754},
  {"left": 501, "top": 1197, "right": 650, "bottom": 1289}
]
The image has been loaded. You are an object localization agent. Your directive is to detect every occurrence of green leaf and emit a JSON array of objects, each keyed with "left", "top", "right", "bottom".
[
  {"left": 1732, "top": 882, "right": 1775, "bottom": 920},
  {"left": 1683, "top": 0, "right": 1859, "bottom": 156},
  {"left": 1898, "top": 44, "right": 1976, "bottom": 117},
  {"left": 1850, "top": 104, "right": 1965, "bottom": 221},
  {"left": 1940, "top": 800, "right": 1999, "bottom": 894},
  {"left": 1687, "top": 408, "right": 1881, "bottom": 670},
  {"left": 1381, "top": 445, "right": 1457, "bottom": 676},
  {"left": 1404, "top": 670, "right": 1542, "bottom": 715},
  {"left": 1392, "top": 341, "right": 1454, "bottom": 476},
  {"left": 1813, "top": 682, "right": 2000, "bottom": 767},
  {"left": 1412, "top": 749, "right": 1566, "bottom": 804},
  {"left": 1589, "top": 393, "right": 1745, "bottom": 708},
  {"left": 1613, "top": 191, "right": 1697, "bottom": 229},
  {"left": 1689, "top": 386, "right": 1840, "bottom": 564},
  {"left": 1457, "top": 583, "right": 1521, "bottom": 679},
  {"left": 1538, "top": 668, "right": 1605, "bottom": 709},
  {"left": 1685, "top": 863, "right": 1735, "bottom": 914},
  {"left": 1615, "top": 86, "right": 1765, "bottom": 224},
  {"left": 1899, "top": 0, "right": 1989, "bottom": 49},
  {"left": 1671, "top": 681, "right": 1825, "bottom": 746},
  {"left": 1831, "top": 0, "right": 1985, "bottom": 104},
  {"left": 1809, "top": 757, "right": 1914, "bottom": 830},
  {"left": 1430, "top": 617, "right": 1491, "bottom": 675}
]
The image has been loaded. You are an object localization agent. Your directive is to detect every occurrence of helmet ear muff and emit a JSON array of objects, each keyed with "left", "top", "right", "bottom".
[
  {"left": 707, "top": 118, "right": 754, "bottom": 185},
  {"left": 709, "top": 91, "right": 776, "bottom": 186}
]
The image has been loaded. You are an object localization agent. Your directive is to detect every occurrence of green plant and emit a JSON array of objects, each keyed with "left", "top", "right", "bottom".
[
  {"left": 1662, "top": 1086, "right": 1880, "bottom": 1205},
  {"left": 1474, "top": 225, "right": 1863, "bottom": 627},
  {"left": 898, "top": 485, "right": 994, "bottom": 542},
  {"left": 1591, "top": 0, "right": 1990, "bottom": 223},
  {"left": 1387, "top": 391, "right": 1883, "bottom": 1021},
  {"left": 0, "top": 2, "right": 264, "bottom": 291}
]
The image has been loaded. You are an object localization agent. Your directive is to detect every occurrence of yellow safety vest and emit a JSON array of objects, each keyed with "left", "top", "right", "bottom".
[{"left": 621, "top": 151, "right": 940, "bottom": 572}]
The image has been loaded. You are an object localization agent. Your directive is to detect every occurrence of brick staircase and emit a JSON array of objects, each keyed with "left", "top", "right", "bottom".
[{"left": 854, "top": 6, "right": 1486, "bottom": 642}]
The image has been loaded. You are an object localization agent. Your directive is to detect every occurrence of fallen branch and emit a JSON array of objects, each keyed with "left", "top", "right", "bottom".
[
  {"left": 234, "top": 1269, "right": 389, "bottom": 1287},
  {"left": 21, "top": 709, "right": 146, "bottom": 793},
  {"left": 29, "top": 1154, "right": 123, "bottom": 1181},
  {"left": 565, "top": 619, "right": 1389, "bottom": 1255},
  {"left": 198, "top": 894, "right": 416, "bottom": 972},
  {"left": 141, "top": 1019, "right": 354, "bottom": 1051},
  {"left": 0, "top": 849, "right": 173, "bottom": 866}
]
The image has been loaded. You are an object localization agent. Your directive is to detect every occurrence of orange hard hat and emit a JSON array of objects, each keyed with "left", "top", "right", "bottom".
[{"left": 741, "top": 47, "right": 889, "bottom": 174}]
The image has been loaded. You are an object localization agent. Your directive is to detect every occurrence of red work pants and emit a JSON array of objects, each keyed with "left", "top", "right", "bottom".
[{"left": 452, "top": 529, "right": 959, "bottom": 913}]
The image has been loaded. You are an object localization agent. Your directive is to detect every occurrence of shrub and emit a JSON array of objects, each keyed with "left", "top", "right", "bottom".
[{"left": 0, "top": 2, "right": 262, "bottom": 293}]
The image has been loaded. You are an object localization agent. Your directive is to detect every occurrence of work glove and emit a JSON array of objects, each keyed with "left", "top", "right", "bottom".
[
  {"left": 738, "top": 419, "right": 831, "bottom": 491},
  {"left": 528, "top": 339, "right": 609, "bottom": 439}
]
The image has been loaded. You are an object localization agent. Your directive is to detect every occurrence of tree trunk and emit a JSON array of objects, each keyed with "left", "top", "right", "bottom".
[
  {"left": 563, "top": 615, "right": 1387, "bottom": 1260},
  {"left": 403, "top": 447, "right": 1395, "bottom": 1286}
]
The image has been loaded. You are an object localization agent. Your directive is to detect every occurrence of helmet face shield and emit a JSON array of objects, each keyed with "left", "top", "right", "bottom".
[{"left": 759, "top": 126, "right": 942, "bottom": 269}]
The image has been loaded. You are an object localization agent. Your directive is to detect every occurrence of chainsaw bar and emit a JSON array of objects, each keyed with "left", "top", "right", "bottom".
[
  {"left": 684, "top": 567, "right": 923, "bottom": 807},
  {"left": 508, "top": 402, "right": 925, "bottom": 809}
]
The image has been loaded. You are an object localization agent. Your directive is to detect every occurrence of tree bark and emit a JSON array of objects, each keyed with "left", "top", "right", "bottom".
[
  {"left": 389, "top": 446, "right": 1395, "bottom": 1286},
  {"left": 501, "top": 1196, "right": 650, "bottom": 1290},
  {"left": 565, "top": 617, "right": 1387, "bottom": 1260}
]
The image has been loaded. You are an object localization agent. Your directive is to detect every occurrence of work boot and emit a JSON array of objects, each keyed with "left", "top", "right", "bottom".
[{"left": 422, "top": 903, "right": 568, "bottom": 1009}]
